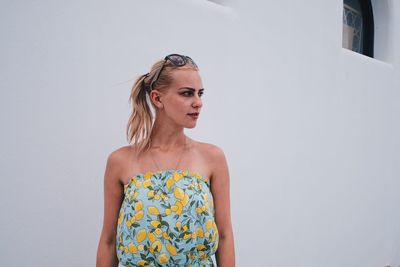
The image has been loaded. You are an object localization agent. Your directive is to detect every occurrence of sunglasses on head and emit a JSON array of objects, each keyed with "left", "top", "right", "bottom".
[{"left": 148, "top": 54, "right": 198, "bottom": 92}]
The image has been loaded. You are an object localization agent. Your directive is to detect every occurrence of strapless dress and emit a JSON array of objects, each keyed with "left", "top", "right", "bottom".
[{"left": 116, "top": 169, "right": 219, "bottom": 267}]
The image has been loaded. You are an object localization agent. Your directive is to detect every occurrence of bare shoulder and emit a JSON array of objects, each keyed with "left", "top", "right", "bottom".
[
  {"left": 196, "top": 141, "right": 226, "bottom": 159},
  {"left": 107, "top": 145, "right": 132, "bottom": 164},
  {"left": 195, "top": 141, "right": 229, "bottom": 181},
  {"left": 105, "top": 145, "right": 135, "bottom": 185}
]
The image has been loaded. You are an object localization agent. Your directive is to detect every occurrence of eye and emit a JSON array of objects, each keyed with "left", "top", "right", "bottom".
[
  {"left": 182, "top": 91, "right": 193, "bottom": 96},
  {"left": 181, "top": 91, "right": 204, "bottom": 97}
]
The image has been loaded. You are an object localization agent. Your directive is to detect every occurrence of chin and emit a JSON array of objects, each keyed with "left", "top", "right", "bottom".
[{"left": 184, "top": 123, "right": 197, "bottom": 129}]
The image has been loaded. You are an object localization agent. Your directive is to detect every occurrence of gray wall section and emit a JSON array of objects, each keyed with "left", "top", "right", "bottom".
[{"left": 0, "top": 0, "right": 399, "bottom": 266}]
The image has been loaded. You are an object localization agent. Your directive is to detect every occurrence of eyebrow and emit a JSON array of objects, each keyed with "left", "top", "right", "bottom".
[{"left": 178, "top": 87, "right": 205, "bottom": 91}]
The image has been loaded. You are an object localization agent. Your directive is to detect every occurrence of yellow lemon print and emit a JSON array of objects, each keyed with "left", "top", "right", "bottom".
[
  {"left": 137, "top": 244, "right": 144, "bottom": 251},
  {"left": 124, "top": 246, "right": 128, "bottom": 253},
  {"left": 150, "top": 220, "right": 161, "bottom": 228},
  {"left": 173, "top": 172, "right": 183, "bottom": 182},
  {"left": 199, "top": 251, "right": 206, "bottom": 259},
  {"left": 144, "top": 171, "right": 153, "bottom": 180},
  {"left": 143, "top": 179, "right": 152, "bottom": 188},
  {"left": 165, "top": 208, "right": 171, "bottom": 215},
  {"left": 151, "top": 240, "right": 162, "bottom": 253},
  {"left": 135, "top": 180, "right": 142, "bottom": 188},
  {"left": 117, "top": 212, "right": 124, "bottom": 225},
  {"left": 126, "top": 220, "right": 132, "bottom": 228},
  {"left": 175, "top": 201, "right": 183, "bottom": 215},
  {"left": 158, "top": 253, "right": 169, "bottom": 264},
  {"left": 181, "top": 193, "right": 190, "bottom": 206},
  {"left": 135, "top": 210, "right": 144, "bottom": 221},
  {"left": 128, "top": 243, "right": 138, "bottom": 253},
  {"left": 212, "top": 231, "right": 218, "bottom": 242},
  {"left": 154, "top": 194, "right": 161, "bottom": 200},
  {"left": 136, "top": 229, "right": 147, "bottom": 243},
  {"left": 166, "top": 243, "right": 177, "bottom": 256},
  {"left": 196, "top": 244, "right": 206, "bottom": 250},
  {"left": 195, "top": 228, "right": 204, "bottom": 237},
  {"left": 155, "top": 228, "right": 162, "bottom": 236},
  {"left": 166, "top": 178, "right": 174, "bottom": 190},
  {"left": 162, "top": 231, "right": 170, "bottom": 240},
  {"left": 147, "top": 190, "right": 155, "bottom": 198},
  {"left": 182, "top": 225, "right": 188, "bottom": 232},
  {"left": 195, "top": 207, "right": 203, "bottom": 214},
  {"left": 148, "top": 232, "right": 156, "bottom": 243},
  {"left": 136, "top": 259, "right": 147, "bottom": 266},
  {"left": 134, "top": 201, "right": 143, "bottom": 211},
  {"left": 174, "top": 187, "right": 185, "bottom": 200},
  {"left": 175, "top": 221, "right": 182, "bottom": 228},
  {"left": 148, "top": 206, "right": 160, "bottom": 215},
  {"left": 171, "top": 205, "right": 178, "bottom": 212},
  {"left": 183, "top": 233, "right": 191, "bottom": 240},
  {"left": 205, "top": 219, "right": 213, "bottom": 230}
]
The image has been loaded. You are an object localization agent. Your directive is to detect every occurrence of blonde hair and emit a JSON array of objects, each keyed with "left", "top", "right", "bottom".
[{"left": 126, "top": 56, "right": 199, "bottom": 156}]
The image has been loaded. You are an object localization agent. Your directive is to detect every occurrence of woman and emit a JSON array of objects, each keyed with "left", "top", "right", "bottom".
[{"left": 96, "top": 54, "right": 235, "bottom": 267}]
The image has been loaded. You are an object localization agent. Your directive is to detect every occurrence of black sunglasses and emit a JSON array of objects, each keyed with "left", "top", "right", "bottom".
[{"left": 148, "top": 54, "right": 198, "bottom": 92}]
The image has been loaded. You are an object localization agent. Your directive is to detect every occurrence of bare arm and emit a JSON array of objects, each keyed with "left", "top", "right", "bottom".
[
  {"left": 96, "top": 151, "right": 125, "bottom": 267},
  {"left": 209, "top": 145, "right": 235, "bottom": 267}
]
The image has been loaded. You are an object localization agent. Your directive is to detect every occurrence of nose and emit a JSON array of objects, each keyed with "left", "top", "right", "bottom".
[{"left": 192, "top": 94, "right": 202, "bottom": 108}]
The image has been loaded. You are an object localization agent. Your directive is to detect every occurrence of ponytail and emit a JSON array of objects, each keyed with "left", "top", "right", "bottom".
[{"left": 126, "top": 73, "right": 154, "bottom": 155}]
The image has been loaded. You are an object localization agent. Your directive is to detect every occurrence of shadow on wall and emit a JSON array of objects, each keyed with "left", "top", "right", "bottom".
[{"left": 207, "top": 0, "right": 232, "bottom": 6}]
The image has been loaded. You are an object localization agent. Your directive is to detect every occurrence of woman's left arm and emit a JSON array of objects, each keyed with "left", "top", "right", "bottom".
[{"left": 209, "top": 145, "right": 235, "bottom": 267}]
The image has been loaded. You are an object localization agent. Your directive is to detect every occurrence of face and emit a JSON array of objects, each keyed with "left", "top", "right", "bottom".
[{"left": 152, "top": 69, "right": 204, "bottom": 128}]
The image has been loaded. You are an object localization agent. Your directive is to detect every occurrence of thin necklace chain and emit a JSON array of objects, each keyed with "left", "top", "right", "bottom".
[{"left": 149, "top": 136, "right": 187, "bottom": 172}]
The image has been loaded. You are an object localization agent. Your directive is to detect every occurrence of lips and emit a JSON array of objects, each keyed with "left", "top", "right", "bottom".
[{"left": 187, "top": 112, "right": 199, "bottom": 119}]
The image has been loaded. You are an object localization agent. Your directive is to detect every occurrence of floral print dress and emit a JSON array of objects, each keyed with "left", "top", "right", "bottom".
[{"left": 116, "top": 169, "right": 219, "bottom": 267}]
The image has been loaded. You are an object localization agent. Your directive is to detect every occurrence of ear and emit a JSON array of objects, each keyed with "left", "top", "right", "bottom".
[{"left": 150, "top": 91, "right": 163, "bottom": 109}]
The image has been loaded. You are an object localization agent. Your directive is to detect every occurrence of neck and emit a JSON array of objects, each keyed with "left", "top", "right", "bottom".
[{"left": 149, "top": 131, "right": 187, "bottom": 152}]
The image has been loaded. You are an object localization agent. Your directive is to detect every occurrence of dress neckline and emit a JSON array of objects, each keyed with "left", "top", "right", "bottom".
[{"left": 123, "top": 169, "right": 209, "bottom": 188}]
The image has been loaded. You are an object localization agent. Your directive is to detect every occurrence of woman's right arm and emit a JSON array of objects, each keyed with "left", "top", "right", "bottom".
[{"left": 96, "top": 151, "right": 125, "bottom": 267}]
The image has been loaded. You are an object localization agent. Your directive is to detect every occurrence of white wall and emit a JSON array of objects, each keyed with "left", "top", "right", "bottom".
[{"left": 0, "top": 0, "right": 399, "bottom": 266}]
